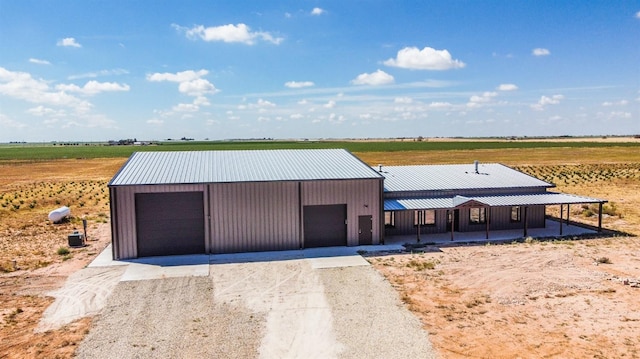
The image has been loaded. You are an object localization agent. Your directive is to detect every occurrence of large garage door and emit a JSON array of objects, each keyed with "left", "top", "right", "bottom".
[
  {"left": 303, "top": 204, "right": 347, "bottom": 248},
  {"left": 135, "top": 192, "right": 205, "bottom": 257}
]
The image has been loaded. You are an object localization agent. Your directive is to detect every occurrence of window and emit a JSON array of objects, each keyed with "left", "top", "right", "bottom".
[
  {"left": 384, "top": 211, "right": 395, "bottom": 227},
  {"left": 414, "top": 210, "right": 435, "bottom": 226},
  {"left": 510, "top": 206, "right": 521, "bottom": 222},
  {"left": 469, "top": 207, "right": 486, "bottom": 224}
]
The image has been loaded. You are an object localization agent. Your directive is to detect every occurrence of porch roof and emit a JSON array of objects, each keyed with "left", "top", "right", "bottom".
[{"left": 384, "top": 192, "right": 605, "bottom": 211}]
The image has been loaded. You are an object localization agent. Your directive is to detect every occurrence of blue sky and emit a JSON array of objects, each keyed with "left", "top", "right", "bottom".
[{"left": 1, "top": 1, "right": 639, "bottom": 142}]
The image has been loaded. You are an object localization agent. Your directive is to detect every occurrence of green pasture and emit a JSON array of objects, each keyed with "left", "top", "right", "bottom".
[{"left": 1, "top": 140, "right": 639, "bottom": 161}]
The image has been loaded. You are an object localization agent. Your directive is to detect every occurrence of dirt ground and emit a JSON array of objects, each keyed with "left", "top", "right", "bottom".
[
  {"left": 0, "top": 224, "right": 111, "bottom": 358},
  {"left": 1, "top": 150, "right": 639, "bottom": 358},
  {"left": 369, "top": 237, "right": 640, "bottom": 358}
]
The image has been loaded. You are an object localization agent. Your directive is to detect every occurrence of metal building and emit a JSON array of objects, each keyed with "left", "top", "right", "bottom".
[{"left": 109, "top": 149, "right": 384, "bottom": 259}]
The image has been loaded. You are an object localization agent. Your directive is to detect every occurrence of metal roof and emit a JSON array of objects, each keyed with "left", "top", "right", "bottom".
[
  {"left": 109, "top": 149, "right": 383, "bottom": 186},
  {"left": 376, "top": 163, "right": 552, "bottom": 192},
  {"left": 384, "top": 192, "right": 605, "bottom": 211}
]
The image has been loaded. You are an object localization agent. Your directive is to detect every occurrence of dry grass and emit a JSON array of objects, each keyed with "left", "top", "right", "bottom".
[{"left": 0, "top": 159, "right": 125, "bottom": 271}]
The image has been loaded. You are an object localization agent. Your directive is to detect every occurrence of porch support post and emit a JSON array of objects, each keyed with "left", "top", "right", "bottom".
[
  {"left": 416, "top": 211, "right": 421, "bottom": 243},
  {"left": 559, "top": 204, "right": 563, "bottom": 235},
  {"left": 523, "top": 206, "right": 528, "bottom": 237},
  {"left": 598, "top": 202, "right": 603, "bottom": 233},
  {"left": 566, "top": 204, "right": 570, "bottom": 226},
  {"left": 450, "top": 210, "right": 454, "bottom": 241},
  {"left": 485, "top": 206, "right": 489, "bottom": 239}
]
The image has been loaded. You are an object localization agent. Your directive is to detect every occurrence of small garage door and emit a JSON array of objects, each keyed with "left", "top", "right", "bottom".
[
  {"left": 135, "top": 192, "right": 205, "bottom": 257},
  {"left": 303, "top": 204, "right": 347, "bottom": 248}
]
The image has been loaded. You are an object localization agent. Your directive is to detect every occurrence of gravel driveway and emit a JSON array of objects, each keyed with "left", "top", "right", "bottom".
[{"left": 76, "top": 253, "right": 436, "bottom": 359}]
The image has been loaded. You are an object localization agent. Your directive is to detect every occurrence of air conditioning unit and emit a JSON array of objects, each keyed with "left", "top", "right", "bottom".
[{"left": 68, "top": 231, "right": 85, "bottom": 247}]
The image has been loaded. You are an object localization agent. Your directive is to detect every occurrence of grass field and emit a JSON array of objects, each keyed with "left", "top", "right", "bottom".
[{"left": 2, "top": 139, "right": 640, "bottom": 160}]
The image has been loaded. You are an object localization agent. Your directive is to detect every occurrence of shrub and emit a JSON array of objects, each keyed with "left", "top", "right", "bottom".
[
  {"left": 406, "top": 259, "right": 436, "bottom": 271},
  {"left": 56, "top": 247, "right": 70, "bottom": 255},
  {"left": 596, "top": 257, "right": 611, "bottom": 264}
]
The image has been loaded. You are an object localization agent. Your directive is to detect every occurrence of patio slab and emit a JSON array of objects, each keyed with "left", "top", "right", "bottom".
[{"left": 385, "top": 219, "right": 597, "bottom": 246}]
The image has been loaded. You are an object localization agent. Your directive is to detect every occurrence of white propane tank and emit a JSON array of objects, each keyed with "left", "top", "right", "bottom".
[{"left": 48, "top": 206, "right": 70, "bottom": 223}]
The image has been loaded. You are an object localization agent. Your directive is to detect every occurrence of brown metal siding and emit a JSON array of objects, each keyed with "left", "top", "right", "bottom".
[
  {"left": 209, "top": 181, "right": 300, "bottom": 253},
  {"left": 386, "top": 209, "right": 448, "bottom": 236},
  {"left": 488, "top": 206, "right": 545, "bottom": 230},
  {"left": 301, "top": 179, "right": 382, "bottom": 246},
  {"left": 111, "top": 184, "right": 208, "bottom": 259}
]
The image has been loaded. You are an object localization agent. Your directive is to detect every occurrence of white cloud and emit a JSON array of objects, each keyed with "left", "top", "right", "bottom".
[
  {"left": 178, "top": 78, "right": 218, "bottom": 96},
  {"left": 68, "top": 69, "right": 129, "bottom": 80},
  {"left": 532, "top": 48, "right": 550, "bottom": 56},
  {"left": 173, "top": 23, "right": 283, "bottom": 45},
  {"left": 636, "top": 11, "right": 640, "bottom": 19},
  {"left": 328, "top": 113, "right": 346, "bottom": 124},
  {"left": 0, "top": 113, "right": 27, "bottom": 129},
  {"left": 146, "top": 119, "right": 164, "bottom": 125},
  {"left": 148, "top": 69, "right": 218, "bottom": 97},
  {"left": 351, "top": 69, "right": 394, "bottom": 85},
  {"left": 384, "top": 46, "right": 465, "bottom": 70},
  {"left": 531, "top": 94, "right": 564, "bottom": 110},
  {"left": 467, "top": 92, "right": 497, "bottom": 107},
  {"left": 29, "top": 58, "right": 51, "bottom": 65},
  {"left": 394, "top": 97, "right": 413, "bottom": 104},
  {"left": 26, "top": 106, "right": 65, "bottom": 117},
  {"left": 429, "top": 102, "right": 452, "bottom": 108},
  {"left": 290, "top": 113, "right": 304, "bottom": 119},
  {"left": 193, "top": 96, "right": 210, "bottom": 106},
  {"left": 602, "top": 100, "right": 628, "bottom": 107},
  {"left": 324, "top": 100, "right": 336, "bottom": 108},
  {"left": 255, "top": 98, "right": 275, "bottom": 107},
  {"left": 56, "top": 80, "right": 130, "bottom": 95},
  {"left": 285, "top": 81, "right": 315, "bottom": 88},
  {"left": 0, "top": 67, "right": 92, "bottom": 112},
  {"left": 172, "top": 103, "right": 199, "bottom": 112},
  {"left": 147, "top": 69, "right": 208, "bottom": 83},
  {"left": 57, "top": 37, "right": 81, "bottom": 48},
  {"left": 608, "top": 111, "right": 631, "bottom": 119},
  {"left": 297, "top": 99, "right": 309, "bottom": 105},
  {"left": 311, "top": 7, "right": 326, "bottom": 15},
  {"left": 497, "top": 83, "right": 518, "bottom": 91}
]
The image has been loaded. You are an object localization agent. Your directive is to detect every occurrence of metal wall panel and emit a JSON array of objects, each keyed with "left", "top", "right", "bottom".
[
  {"left": 385, "top": 209, "right": 448, "bottom": 236},
  {"left": 209, "top": 181, "right": 300, "bottom": 253},
  {"left": 111, "top": 184, "right": 208, "bottom": 259},
  {"left": 301, "top": 179, "right": 382, "bottom": 246}
]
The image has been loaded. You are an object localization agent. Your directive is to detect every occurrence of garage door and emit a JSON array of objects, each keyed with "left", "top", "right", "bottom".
[
  {"left": 303, "top": 204, "right": 347, "bottom": 248},
  {"left": 135, "top": 192, "right": 205, "bottom": 257}
]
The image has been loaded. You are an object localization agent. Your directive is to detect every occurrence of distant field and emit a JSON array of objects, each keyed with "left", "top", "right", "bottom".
[{"left": 1, "top": 140, "right": 640, "bottom": 160}]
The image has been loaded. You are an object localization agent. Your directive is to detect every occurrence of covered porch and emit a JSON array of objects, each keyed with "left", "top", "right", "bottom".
[{"left": 383, "top": 192, "right": 607, "bottom": 243}]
